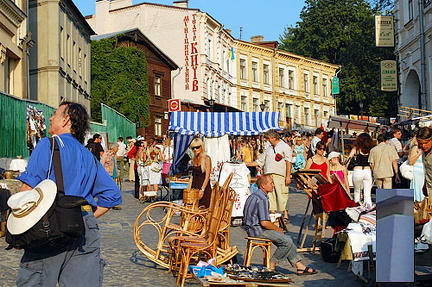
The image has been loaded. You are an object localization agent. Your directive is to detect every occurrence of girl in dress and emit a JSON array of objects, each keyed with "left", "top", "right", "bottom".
[
  {"left": 328, "top": 151, "right": 350, "bottom": 191},
  {"left": 305, "top": 141, "right": 331, "bottom": 181}
]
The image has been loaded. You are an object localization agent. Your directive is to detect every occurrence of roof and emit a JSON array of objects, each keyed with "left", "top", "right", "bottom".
[{"left": 91, "top": 28, "right": 179, "bottom": 70}]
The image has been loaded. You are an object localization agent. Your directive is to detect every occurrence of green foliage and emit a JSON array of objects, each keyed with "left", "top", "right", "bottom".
[
  {"left": 279, "top": 0, "right": 397, "bottom": 117},
  {"left": 91, "top": 37, "right": 150, "bottom": 126}
]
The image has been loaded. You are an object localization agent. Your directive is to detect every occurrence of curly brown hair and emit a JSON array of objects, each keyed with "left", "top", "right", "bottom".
[
  {"left": 354, "top": 133, "right": 375, "bottom": 154},
  {"left": 60, "top": 101, "right": 89, "bottom": 144}
]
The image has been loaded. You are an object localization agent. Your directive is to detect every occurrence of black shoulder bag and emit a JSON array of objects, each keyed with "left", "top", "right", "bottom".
[{"left": 6, "top": 138, "right": 87, "bottom": 253}]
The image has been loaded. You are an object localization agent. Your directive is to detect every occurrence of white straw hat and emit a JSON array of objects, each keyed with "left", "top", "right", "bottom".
[
  {"left": 7, "top": 179, "right": 57, "bottom": 235},
  {"left": 327, "top": 151, "right": 341, "bottom": 161}
]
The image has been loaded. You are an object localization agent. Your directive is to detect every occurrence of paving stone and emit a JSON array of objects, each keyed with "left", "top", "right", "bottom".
[{"left": 0, "top": 181, "right": 369, "bottom": 286}]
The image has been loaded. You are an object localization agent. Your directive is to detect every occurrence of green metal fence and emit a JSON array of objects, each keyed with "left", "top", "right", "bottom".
[
  {"left": 101, "top": 103, "right": 136, "bottom": 142},
  {"left": 0, "top": 92, "right": 135, "bottom": 158}
]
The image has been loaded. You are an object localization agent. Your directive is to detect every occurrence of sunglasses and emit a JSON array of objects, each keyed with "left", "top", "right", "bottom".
[
  {"left": 191, "top": 146, "right": 201, "bottom": 150},
  {"left": 317, "top": 148, "right": 325, "bottom": 151}
]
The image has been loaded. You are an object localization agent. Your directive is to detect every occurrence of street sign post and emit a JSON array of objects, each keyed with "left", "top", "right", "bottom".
[{"left": 168, "top": 99, "right": 181, "bottom": 112}]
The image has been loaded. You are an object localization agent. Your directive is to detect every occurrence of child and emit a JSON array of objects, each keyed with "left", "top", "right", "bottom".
[{"left": 328, "top": 151, "right": 350, "bottom": 191}]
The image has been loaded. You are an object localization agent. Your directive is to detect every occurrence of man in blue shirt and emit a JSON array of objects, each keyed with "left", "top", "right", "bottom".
[
  {"left": 243, "top": 174, "right": 317, "bottom": 275},
  {"left": 16, "top": 102, "right": 122, "bottom": 286}
]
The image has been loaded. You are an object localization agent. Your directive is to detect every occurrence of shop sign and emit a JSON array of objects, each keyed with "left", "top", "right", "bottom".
[
  {"left": 183, "top": 14, "right": 199, "bottom": 92},
  {"left": 375, "top": 16, "right": 394, "bottom": 47},
  {"left": 380, "top": 60, "right": 397, "bottom": 92}
]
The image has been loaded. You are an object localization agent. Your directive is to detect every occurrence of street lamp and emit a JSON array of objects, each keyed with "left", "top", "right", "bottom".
[
  {"left": 208, "top": 98, "right": 215, "bottom": 112},
  {"left": 259, "top": 102, "right": 266, "bottom": 111},
  {"left": 359, "top": 102, "right": 363, "bottom": 116}
]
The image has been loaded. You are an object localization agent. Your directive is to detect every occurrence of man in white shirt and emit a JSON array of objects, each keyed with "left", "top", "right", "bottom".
[
  {"left": 116, "top": 137, "right": 127, "bottom": 181},
  {"left": 246, "top": 130, "right": 293, "bottom": 222}
]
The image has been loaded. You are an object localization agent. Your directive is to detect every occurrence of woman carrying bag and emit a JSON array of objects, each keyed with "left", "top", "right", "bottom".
[{"left": 345, "top": 133, "right": 375, "bottom": 207}]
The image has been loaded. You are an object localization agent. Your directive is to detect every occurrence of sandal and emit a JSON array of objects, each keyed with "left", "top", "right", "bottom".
[
  {"left": 283, "top": 216, "right": 290, "bottom": 224},
  {"left": 297, "top": 266, "right": 318, "bottom": 276}
]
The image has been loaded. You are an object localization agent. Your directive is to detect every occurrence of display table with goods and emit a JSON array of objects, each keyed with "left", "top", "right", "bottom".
[{"left": 191, "top": 264, "right": 292, "bottom": 286}]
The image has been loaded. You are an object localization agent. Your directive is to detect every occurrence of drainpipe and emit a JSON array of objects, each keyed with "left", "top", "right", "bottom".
[
  {"left": 418, "top": 0, "right": 427, "bottom": 109},
  {"left": 171, "top": 67, "right": 183, "bottom": 99}
]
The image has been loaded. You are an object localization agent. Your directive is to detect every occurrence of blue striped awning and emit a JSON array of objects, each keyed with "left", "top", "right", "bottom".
[{"left": 168, "top": 112, "right": 280, "bottom": 137}]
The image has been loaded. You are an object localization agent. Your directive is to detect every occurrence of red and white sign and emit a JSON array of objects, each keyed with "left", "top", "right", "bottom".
[{"left": 168, "top": 99, "right": 181, "bottom": 112}]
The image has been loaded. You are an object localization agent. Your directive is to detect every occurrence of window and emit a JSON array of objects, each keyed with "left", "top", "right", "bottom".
[
  {"left": 408, "top": 0, "right": 414, "bottom": 21},
  {"left": 322, "top": 78, "right": 328, "bottom": 97},
  {"left": 288, "top": 70, "right": 294, "bottom": 89},
  {"left": 154, "top": 75, "right": 162, "bottom": 97},
  {"left": 206, "top": 37, "right": 212, "bottom": 59},
  {"left": 304, "top": 107, "right": 309, "bottom": 125},
  {"left": 263, "top": 64, "right": 269, "bottom": 84},
  {"left": 253, "top": 98, "right": 259, "bottom": 111},
  {"left": 263, "top": 100, "right": 270, "bottom": 111},
  {"left": 155, "top": 117, "right": 162, "bottom": 136},
  {"left": 241, "top": 96, "right": 247, "bottom": 111},
  {"left": 279, "top": 68, "right": 285, "bottom": 87},
  {"left": 313, "top": 76, "right": 318, "bottom": 95},
  {"left": 314, "top": 109, "right": 319, "bottom": 126},
  {"left": 252, "top": 61, "right": 258, "bottom": 82},
  {"left": 240, "top": 59, "right": 247, "bottom": 79},
  {"left": 286, "top": 104, "right": 292, "bottom": 118},
  {"left": 304, "top": 73, "right": 309, "bottom": 93}
]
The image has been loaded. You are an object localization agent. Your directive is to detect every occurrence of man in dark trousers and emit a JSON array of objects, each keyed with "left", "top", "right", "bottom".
[
  {"left": 16, "top": 102, "right": 121, "bottom": 286},
  {"left": 243, "top": 174, "right": 318, "bottom": 275}
]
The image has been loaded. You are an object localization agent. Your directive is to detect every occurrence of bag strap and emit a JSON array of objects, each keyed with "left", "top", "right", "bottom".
[{"left": 51, "top": 137, "right": 65, "bottom": 195}]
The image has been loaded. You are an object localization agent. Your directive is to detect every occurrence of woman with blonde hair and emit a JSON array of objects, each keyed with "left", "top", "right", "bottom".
[{"left": 188, "top": 138, "right": 212, "bottom": 208}]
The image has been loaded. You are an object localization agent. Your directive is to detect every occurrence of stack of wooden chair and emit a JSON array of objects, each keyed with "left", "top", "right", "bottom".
[{"left": 168, "top": 173, "right": 237, "bottom": 286}]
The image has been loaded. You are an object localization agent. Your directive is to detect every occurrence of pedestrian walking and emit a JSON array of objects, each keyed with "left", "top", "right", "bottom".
[{"left": 14, "top": 101, "right": 122, "bottom": 286}]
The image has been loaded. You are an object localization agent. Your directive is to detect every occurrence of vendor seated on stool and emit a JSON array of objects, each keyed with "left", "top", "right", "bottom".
[{"left": 243, "top": 174, "right": 318, "bottom": 276}]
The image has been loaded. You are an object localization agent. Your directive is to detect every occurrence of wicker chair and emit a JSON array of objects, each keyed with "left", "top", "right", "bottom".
[{"left": 175, "top": 190, "right": 228, "bottom": 286}]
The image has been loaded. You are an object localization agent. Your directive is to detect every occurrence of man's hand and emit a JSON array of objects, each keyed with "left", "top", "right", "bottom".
[{"left": 285, "top": 177, "right": 291, "bottom": 186}]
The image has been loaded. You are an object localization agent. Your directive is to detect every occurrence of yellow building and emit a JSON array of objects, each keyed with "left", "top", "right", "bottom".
[
  {"left": 235, "top": 36, "right": 339, "bottom": 130},
  {"left": 28, "top": 0, "right": 94, "bottom": 109},
  {"left": 0, "top": 0, "right": 29, "bottom": 99}
]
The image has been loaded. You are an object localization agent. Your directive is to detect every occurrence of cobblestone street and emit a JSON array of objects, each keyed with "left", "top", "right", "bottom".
[{"left": 0, "top": 181, "right": 367, "bottom": 286}]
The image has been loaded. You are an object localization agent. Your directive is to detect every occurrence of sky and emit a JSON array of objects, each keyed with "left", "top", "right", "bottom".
[{"left": 72, "top": 0, "right": 306, "bottom": 42}]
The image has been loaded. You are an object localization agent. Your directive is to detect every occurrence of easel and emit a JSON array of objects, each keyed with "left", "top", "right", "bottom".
[{"left": 292, "top": 169, "right": 329, "bottom": 253}]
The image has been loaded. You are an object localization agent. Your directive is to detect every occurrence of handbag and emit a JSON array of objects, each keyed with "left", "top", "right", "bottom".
[
  {"left": 400, "top": 160, "right": 414, "bottom": 180},
  {"left": 150, "top": 161, "right": 162, "bottom": 172},
  {"left": 6, "top": 138, "right": 87, "bottom": 253},
  {"left": 414, "top": 197, "right": 432, "bottom": 224},
  {"left": 345, "top": 152, "right": 359, "bottom": 171}
]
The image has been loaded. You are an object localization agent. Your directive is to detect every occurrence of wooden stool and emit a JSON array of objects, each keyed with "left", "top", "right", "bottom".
[{"left": 243, "top": 237, "right": 272, "bottom": 268}]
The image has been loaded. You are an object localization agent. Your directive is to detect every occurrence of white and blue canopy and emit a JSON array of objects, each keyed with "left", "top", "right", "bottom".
[
  {"left": 168, "top": 112, "right": 280, "bottom": 174},
  {"left": 168, "top": 112, "right": 280, "bottom": 137}
]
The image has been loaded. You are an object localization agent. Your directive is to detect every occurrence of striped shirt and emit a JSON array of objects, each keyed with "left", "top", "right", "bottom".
[{"left": 243, "top": 189, "right": 271, "bottom": 237}]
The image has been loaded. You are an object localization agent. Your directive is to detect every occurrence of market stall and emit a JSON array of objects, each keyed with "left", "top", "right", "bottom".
[{"left": 168, "top": 111, "right": 281, "bottom": 217}]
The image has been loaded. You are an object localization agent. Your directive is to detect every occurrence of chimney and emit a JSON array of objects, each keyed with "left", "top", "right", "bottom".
[
  {"left": 225, "top": 29, "right": 232, "bottom": 35},
  {"left": 173, "top": 0, "right": 188, "bottom": 8},
  {"left": 251, "top": 35, "right": 264, "bottom": 43}
]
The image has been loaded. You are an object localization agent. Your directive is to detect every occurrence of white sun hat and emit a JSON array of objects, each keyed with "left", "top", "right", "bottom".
[
  {"left": 7, "top": 179, "right": 57, "bottom": 235},
  {"left": 327, "top": 151, "right": 341, "bottom": 161}
]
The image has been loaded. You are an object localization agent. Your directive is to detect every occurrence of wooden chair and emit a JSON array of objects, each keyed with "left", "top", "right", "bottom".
[
  {"left": 176, "top": 191, "right": 227, "bottom": 286},
  {"left": 243, "top": 237, "right": 272, "bottom": 268}
]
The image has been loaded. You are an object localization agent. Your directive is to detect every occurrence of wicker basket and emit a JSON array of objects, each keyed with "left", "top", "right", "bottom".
[{"left": 183, "top": 188, "right": 200, "bottom": 205}]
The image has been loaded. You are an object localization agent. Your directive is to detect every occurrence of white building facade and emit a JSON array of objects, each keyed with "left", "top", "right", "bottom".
[
  {"left": 395, "top": 0, "right": 432, "bottom": 111},
  {"left": 86, "top": 0, "right": 237, "bottom": 108}
]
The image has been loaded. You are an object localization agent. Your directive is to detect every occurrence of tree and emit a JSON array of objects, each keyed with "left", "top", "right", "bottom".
[
  {"left": 91, "top": 37, "right": 150, "bottom": 126},
  {"left": 279, "top": 0, "right": 397, "bottom": 117}
]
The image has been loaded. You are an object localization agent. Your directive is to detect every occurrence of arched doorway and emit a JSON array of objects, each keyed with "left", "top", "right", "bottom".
[{"left": 401, "top": 70, "right": 421, "bottom": 109}]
